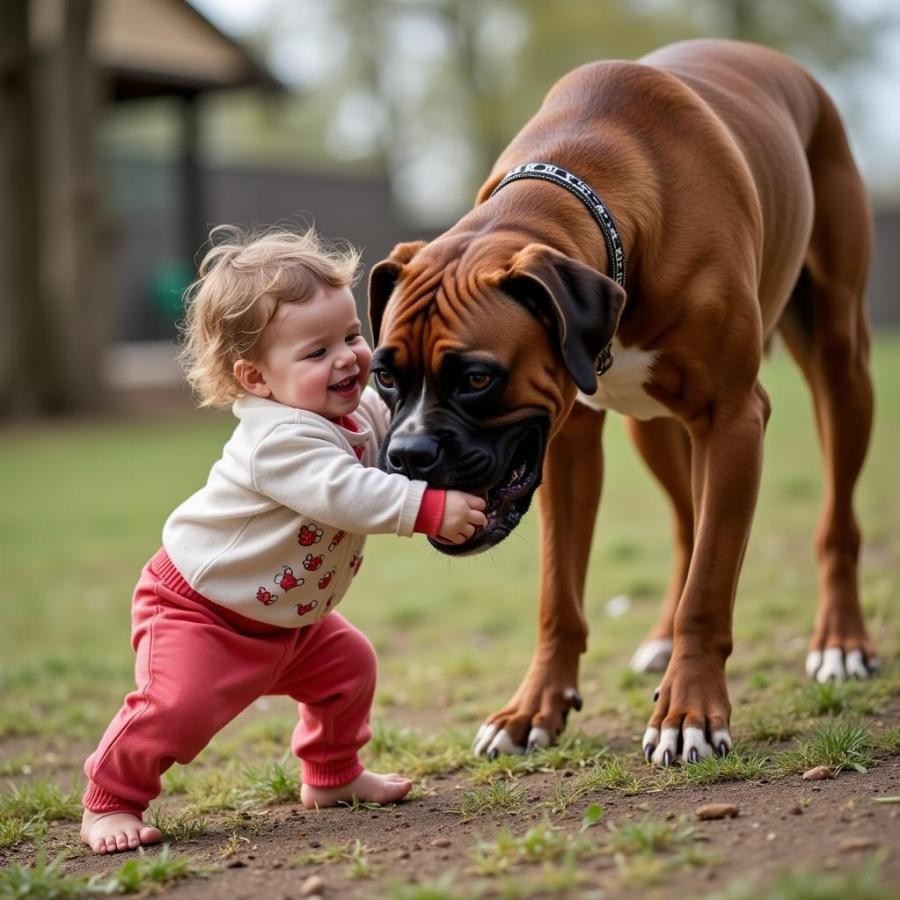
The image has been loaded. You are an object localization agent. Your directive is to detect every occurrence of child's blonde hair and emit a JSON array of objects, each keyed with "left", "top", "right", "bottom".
[{"left": 179, "top": 225, "right": 362, "bottom": 407}]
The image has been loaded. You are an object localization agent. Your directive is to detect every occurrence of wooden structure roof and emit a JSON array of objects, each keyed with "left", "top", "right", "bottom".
[{"left": 31, "top": 0, "right": 282, "bottom": 100}]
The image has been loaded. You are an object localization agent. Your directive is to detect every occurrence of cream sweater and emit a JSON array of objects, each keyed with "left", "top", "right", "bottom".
[{"left": 162, "top": 388, "right": 427, "bottom": 627}]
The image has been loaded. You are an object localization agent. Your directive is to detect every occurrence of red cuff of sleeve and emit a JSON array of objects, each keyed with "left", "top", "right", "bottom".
[{"left": 414, "top": 489, "right": 446, "bottom": 536}]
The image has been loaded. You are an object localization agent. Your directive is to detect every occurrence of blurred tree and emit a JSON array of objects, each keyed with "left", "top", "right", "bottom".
[
  {"left": 687, "top": 0, "right": 892, "bottom": 67},
  {"left": 0, "top": 0, "right": 102, "bottom": 415},
  {"left": 0, "top": 1, "right": 43, "bottom": 414},
  {"left": 210, "top": 0, "right": 891, "bottom": 222}
]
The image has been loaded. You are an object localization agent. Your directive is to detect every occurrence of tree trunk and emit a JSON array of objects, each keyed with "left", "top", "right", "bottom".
[
  {"left": 32, "top": 0, "right": 104, "bottom": 412},
  {"left": 0, "top": 1, "right": 44, "bottom": 415}
]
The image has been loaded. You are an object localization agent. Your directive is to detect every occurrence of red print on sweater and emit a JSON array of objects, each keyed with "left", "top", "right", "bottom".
[
  {"left": 302, "top": 553, "right": 324, "bottom": 572},
  {"left": 318, "top": 568, "right": 336, "bottom": 590},
  {"left": 295, "top": 599, "right": 319, "bottom": 617},
  {"left": 274, "top": 566, "right": 303, "bottom": 591},
  {"left": 256, "top": 587, "right": 278, "bottom": 606},
  {"left": 297, "top": 524, "right": 324, "bottom": 546},
  {"left": 350, "top": 552, "right": 364, "bottom": 576},
  {"left": 328, "top": 530, "right": 346, "bottom": 551}
]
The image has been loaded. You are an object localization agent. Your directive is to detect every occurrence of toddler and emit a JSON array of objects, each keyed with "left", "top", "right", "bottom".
[{"left": 81, "top": 227, "right": 486, "bottom": 854}]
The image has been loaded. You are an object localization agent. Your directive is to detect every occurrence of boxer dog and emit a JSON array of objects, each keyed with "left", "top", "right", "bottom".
[{"left": 368, "top": 39, "right": 876, "bottom": 766}]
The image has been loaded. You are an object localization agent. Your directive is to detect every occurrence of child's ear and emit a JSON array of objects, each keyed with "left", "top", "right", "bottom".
[{"left": 233, "top": 359, "right": 272, "bottom": 398}]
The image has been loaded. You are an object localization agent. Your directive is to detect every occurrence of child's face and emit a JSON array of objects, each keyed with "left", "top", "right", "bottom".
[{"left": 243, "top": 286, "right": 373, "bottom": 418}]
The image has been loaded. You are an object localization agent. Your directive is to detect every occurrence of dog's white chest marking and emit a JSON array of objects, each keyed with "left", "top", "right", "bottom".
[{"left": 576, "top": 339, "right": 670, "bottom": 420}]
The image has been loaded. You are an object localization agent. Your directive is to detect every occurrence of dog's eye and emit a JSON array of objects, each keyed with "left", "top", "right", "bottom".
[
  {"left": 373, "top": 370, "right": 395, "bottom": 390},
  {"left": 466, "top": 373, "right": 492, "bottom": 391}
]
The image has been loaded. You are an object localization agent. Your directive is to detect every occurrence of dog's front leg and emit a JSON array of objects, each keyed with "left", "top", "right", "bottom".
[
  {"left": 643, "top": 382, "right": 771, "bottom": 766},
  {"left": 474, "top": 402, "right": 604, "bottom": 758}
]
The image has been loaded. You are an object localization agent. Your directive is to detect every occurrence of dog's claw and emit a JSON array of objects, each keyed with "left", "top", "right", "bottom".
[
  {"left": 663, "top": 749, "right": 672, "bottom": 768},
  {"left": 689, "top": 747, "right": 699, "bottom": 764},
  {"left": 652, "top": 688, "right": 660, "bottom": 702},
  {"left": 487, "top": 748, "right": 499, "bottom": 761},
  {"left": 644, "top": 744, "right": 653, "bottom": 763},
  {"left": 564, "top": 688, "right": 583, "bottom": 712},
  {"left": 717, "top": 741, "right": 728, "bottom": 759}
]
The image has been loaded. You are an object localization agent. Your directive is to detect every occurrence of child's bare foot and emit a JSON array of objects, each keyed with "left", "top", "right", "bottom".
[
  {"left": 81, "top": 808, "right": 162, "bottom": 854},
  {"left": 300, "top": 769, "right": 413, "bottom": 809}
]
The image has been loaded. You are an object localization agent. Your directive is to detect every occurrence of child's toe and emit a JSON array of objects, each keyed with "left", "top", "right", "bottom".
[{"left": 139, "top": 826, "right": 162, "bottom": 846}]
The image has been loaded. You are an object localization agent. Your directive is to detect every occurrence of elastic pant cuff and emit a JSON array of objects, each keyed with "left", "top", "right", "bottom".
[
  {"left": 82, "top": 782, "right": 145, "bottom": 817},
  {"left": 301, "top": 757, "right": 364, "bottom": 788}
]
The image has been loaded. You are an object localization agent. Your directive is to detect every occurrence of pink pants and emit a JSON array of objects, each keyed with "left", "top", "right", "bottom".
[{"left": 83, "top": 551, "right": 376, "bottom": 816}]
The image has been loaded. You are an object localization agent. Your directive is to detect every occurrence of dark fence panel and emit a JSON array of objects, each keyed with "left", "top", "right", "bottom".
[
  {"left": 102, "top": 156, "right": 899, "bottom": 343},
  {"left": 103, "top": 157, "right": 420, "bottom": 342}
]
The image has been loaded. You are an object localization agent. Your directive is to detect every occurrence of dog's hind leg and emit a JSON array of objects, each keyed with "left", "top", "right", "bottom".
[
  {"left": 778, "top": 93, "right": 877, "bottom": 682},
  {"left": 625, "top": 416, "right": 693, "bottom": 673}
]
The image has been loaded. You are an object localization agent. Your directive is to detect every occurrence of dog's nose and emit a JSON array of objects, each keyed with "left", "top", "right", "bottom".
[{"left": 387, "top": 434, "right": 441, "bottom": 476}]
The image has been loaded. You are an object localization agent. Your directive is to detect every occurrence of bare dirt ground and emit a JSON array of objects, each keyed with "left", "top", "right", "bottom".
[{"left": 5, "top": 705, "right": 899, "bottom": 900}]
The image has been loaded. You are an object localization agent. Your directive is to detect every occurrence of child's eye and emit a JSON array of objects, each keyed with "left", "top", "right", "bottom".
[
  {"left": 346, "top": 333, "right": 361, "bottom": 343},
  {"left": 306, "top": 348, "right": 327, "bottom": 359}
]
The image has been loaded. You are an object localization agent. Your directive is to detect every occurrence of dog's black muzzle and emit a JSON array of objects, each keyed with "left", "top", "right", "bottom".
[{"left": 380, "top": 411, "right": 549, "bottom": 556}]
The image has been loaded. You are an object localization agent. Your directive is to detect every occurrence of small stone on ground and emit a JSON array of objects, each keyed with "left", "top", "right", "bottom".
[{"left": 696, "top": 803, "right": 740, "bottom": 820}]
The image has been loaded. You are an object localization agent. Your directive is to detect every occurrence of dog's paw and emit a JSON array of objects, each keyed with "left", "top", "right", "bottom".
[
  {"left": 641, "top": 655, "right": 731, "bottom": 767},
  {"left": 642, "top": 723, "right": 732, "bottom": 766},
  {"left": 629, "top": 638, "right": 673, "bottom": 673},
  {"left": 472, "top": 687, "right": 582, "bottom": 759},
  {"left": 805, "top": 647, "right": 878, "bottom": 682}
]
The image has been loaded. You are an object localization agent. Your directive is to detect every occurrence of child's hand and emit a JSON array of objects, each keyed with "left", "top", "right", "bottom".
[{"left": 438, "top": 492, "right": 487, "bottom": 544}]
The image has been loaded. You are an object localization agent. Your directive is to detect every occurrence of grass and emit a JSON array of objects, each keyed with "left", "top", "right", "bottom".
[
  {"left": 606, "top": 814, "right": 695, "bottom": 855},
  {"left": 0, "top": 816, "right": 46, "bottom": 850},
  {"left": 0, "top": 779, "right": 81, "bottom": 822},
  {"left": 457, "top": 781, "right": 528, "bottom": 820},
  {"left": 0, "top": 334, "right": 899, "bottom": 892},
  {"left": 146, "top": 808, "right": 211, "bottom": 841},
  {"left": 465, "top": 732, "right": 609, "bottom": 785},
  {"left": 0, "top": 845, "right": 210, "bottom": 897},
  {"left": 771, "top": 719, "right": 876, "bottom": 776},
  {"left": 670, "top": 749, "right": 769, "bottom": 785},
  {"left": 713, "top": 851, "right": 893, "bottom": 900}
]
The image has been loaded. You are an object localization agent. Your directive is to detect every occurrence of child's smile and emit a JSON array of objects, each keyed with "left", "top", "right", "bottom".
[{"left": 239, "top": 286, "right": 373, "bottom": 418}]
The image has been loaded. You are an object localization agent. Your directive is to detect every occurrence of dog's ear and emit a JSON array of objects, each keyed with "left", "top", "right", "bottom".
[
  {"left": 499, "top": 243, "right": 626, "bottom": 394},
  {"left": 368, "top": 241, "right": 427, "bottom": 342}
]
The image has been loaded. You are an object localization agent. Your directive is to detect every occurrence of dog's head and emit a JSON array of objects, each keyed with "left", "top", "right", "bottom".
[{"left": 368, "top": 233, "right": 625, "bottom": 555}]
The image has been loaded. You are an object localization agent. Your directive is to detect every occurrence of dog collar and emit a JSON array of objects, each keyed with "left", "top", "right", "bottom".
[{"left": 490, "top": 162, "right": 625, "bottom": 376}]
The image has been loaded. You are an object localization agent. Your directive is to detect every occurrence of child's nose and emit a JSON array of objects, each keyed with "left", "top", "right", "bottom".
[{"left": 336, "top": 346, "right": 355, "bottom": 367}]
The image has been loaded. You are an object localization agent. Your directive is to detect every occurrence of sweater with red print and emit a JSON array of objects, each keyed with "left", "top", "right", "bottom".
[{"left": 163, "top": 388, "right": 441, "bottom": 627}]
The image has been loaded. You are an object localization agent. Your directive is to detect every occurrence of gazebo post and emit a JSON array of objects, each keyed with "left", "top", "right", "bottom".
[{"left": 180, "top": 93, "right": 205, "bottom": 274}]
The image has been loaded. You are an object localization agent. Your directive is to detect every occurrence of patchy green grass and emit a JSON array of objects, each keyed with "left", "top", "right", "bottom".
[
  {"left": 457, "top": 781, "right": 528, "bottom": 820},
  {"left": 0, "top": 779, "right": 81, "bottom": 822},
  {"left": 146, "top": 808, "right": 211, "bottom": 842},
  {"left": 469, "top": 820, "right": 592, "bottom": 876},
  {"left": 295, "top": 837, "right": 372, "bottom": 867},
  {"left": 606, "top": 814, "right": 695, "bottom": 856},
  {"left": 466, "top": 732, "right": 609, "bottom": 785},
  {"left": 713, "top": 851, "right": 893, "bottom": 900},
  {"left": 771, "top": 719, "right": 877, "bottom": 776},
  {"left": 578, "top": 757, "right": 647, "bottom": 794},
  {"left": 671, "top": 749, "right": 769, "bottom": 786},
  {"left": 0, "top": 815, "right": 46, "bottom": 850},
  {"left": 0, "top": 845, "right": 210, "bottom": 897}
]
